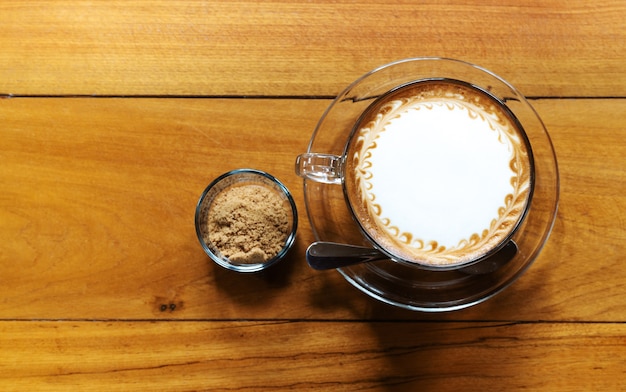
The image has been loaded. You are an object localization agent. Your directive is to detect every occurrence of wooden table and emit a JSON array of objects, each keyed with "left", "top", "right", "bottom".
[{"left": 1, "top": 1, "right": 625, "bottom": 390}]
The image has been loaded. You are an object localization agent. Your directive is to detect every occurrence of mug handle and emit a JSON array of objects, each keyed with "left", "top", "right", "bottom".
[{"left": 295, "top": 153, "right": 343, "bottom": 184}]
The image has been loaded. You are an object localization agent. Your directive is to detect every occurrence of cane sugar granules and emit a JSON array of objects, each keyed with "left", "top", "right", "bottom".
[{"left": 206, "top": 183, "right": 291, "bottom": 264}]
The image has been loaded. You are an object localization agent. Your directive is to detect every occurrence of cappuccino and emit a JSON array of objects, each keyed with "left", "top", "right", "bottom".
[{"left": 344, "top": 79, "right": 533, "bottom": 267}]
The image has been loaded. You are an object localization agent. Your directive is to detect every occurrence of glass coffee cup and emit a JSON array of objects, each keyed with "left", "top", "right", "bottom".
[
  {"left": 295, "top": 58, "right": 559, "bottom": 310},
  {"left": 298, "top": 73, "right": 534, "bottom": 270}
]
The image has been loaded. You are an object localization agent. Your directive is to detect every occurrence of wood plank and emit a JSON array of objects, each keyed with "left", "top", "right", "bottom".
[
  {"left": 0, "top": 320, "right": 625, "bottom": 391},
  {"left": 0, "top": 1, "right": 624, "bottom": 97},
  {"left": 0, "top": 98, "right": 624, "bottom": 321}
]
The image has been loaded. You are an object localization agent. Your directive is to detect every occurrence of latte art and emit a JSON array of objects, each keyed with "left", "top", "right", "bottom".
[{"left": 344, "top": 80, "right": 533, "bottom": 267}]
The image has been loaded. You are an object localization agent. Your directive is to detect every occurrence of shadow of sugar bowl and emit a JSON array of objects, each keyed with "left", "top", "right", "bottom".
[{"left": 296, "top": 57, "right": 559, "bottom": 312}]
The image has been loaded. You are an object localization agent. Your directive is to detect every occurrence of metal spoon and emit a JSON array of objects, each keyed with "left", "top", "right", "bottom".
[{"left": 306, "top": 240, "right": 518, "bottom": 275}]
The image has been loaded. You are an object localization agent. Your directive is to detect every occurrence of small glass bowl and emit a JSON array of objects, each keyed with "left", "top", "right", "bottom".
[{"left": 195, "top": 169, "right": 298, "bottom": 273}]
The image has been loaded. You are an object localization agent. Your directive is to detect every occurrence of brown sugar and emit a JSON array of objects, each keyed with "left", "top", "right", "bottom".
[{"left": 206, "top": 183, "right": 291, "bottom": 263}]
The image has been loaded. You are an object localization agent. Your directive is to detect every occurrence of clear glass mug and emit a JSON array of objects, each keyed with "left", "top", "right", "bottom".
[{"left": 295, "top": 58, "right": 555, "bottom": 275}]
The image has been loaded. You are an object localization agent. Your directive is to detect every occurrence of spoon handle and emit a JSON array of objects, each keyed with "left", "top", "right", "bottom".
[
  {"left": 306, "top": 240, "right": 518, "bottom": 273},
  {"left": 306, "top": 242, "right": 386, "bottom": 270}
]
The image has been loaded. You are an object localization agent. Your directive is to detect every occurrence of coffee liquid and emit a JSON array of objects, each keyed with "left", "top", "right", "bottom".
[{"left": 344, "top": 79, "right": 533, "bottom": 267}]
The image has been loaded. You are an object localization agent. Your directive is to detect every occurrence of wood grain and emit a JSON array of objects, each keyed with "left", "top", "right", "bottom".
[
  {"left": 1, "top": 2, "right": 625, "bottom": 388},
  {"left": 1, "top": 320, "right": 625, "bottom": 391},
  {"left": 0, "top": 1, "right": 624, "bottom": 97},
  {"left": 1, "top": 97, "right": 624, "bottom": 321}
]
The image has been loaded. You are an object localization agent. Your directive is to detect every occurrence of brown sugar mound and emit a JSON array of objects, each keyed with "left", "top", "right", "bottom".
[{"left": 206, "top": 184, "right": 291, "bottom": 263}]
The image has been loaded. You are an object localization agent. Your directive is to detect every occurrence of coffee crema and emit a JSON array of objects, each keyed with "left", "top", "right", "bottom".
[{"left": 344, "top": 79, "right": 533, "bottom": 267}]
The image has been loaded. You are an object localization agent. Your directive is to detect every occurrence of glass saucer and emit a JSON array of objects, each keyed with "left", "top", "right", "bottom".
[{"left": 302, "top": 58, "right": 559, "bottom": 312}]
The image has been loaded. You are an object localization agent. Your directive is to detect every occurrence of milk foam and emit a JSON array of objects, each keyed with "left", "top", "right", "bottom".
[
  {"left": 346, "top": 81, "right": 532, "bottom": 266},
  {"left": 370, "top": 101, "right": 514, "bottom": 247}
]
